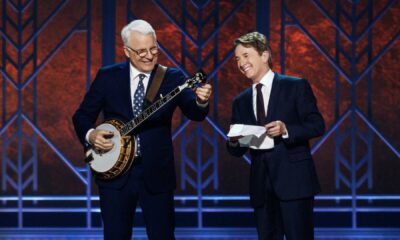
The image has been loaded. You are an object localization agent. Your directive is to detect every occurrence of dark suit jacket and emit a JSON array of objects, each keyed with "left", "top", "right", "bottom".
[
  {"left": 227, "top": 73, "right": 325, "bottom": 207},
  {"left": 73, "top": 62, "right": 209, "bottom": 192}
]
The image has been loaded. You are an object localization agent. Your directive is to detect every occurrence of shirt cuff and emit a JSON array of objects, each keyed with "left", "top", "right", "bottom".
[
  {"left": 196, "top": 99, "right": 209, "bottom": 108},
  {"left": 85, "top": 128, "right": 95, "bottom": 144},
  {"left": 282, "top": 130, "right": 289, "bottom": 139}
]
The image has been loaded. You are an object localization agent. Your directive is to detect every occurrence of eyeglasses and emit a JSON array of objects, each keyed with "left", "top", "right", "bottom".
[{"left": 125, "top": 46, "right": 159, "bottom": 58}]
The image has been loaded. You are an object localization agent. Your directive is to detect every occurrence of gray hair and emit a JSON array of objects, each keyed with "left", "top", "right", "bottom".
[{"left": 121, "top": 19, "right": 156, "bottom": 45}]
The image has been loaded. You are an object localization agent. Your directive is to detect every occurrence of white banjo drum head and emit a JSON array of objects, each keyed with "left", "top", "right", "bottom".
[{"left": 89, "top": 123, "right": 122, "bottom": 173}]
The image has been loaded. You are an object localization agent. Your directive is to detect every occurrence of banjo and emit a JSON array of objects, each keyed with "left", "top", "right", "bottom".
[{"left": 84, "top": 71, "right": 206, "bottom": 180}]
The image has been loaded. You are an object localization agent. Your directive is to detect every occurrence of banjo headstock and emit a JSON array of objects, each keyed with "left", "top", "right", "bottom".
[{"left": 186, "top": 70, "right": 207, "bottom": 89}]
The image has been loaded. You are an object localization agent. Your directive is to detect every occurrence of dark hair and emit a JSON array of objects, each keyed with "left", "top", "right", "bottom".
[{"left": 234, "top": 32, "right": 272, "bottom": 68}]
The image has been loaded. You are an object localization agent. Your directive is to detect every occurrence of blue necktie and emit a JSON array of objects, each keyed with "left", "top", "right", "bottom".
[{"left": 133, "top": 74, "right": 145, "bottom": 155}]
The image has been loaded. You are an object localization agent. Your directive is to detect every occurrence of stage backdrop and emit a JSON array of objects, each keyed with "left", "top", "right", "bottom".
[{"left": 0, "top": 0, "right": 399, "bottom": 229}]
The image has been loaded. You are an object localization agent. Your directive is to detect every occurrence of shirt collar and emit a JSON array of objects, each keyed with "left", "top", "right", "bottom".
[
  {"left": 129, "top": 63, "right": 151, "bottom": 80},
  {"left": 252, "top": 69, "right": 274, "bottom": 89}
]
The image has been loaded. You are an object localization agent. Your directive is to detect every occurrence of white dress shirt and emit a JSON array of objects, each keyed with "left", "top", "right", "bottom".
[
  {"left": 237, "top": 70, "right": 288, "bottom": 149},
  {"left": 245, "top": 70, "right": 274, "bottom": 149},
  {"left": 252, "top": 70, "right": 274, "bottom": 122},
  {"left": 129, "top": 64, "right": 150, "bottom": 103}
]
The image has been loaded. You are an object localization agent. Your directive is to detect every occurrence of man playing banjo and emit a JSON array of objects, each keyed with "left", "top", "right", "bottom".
[{"left": 72, "top": 19, "right": 212, "bottom": 240}]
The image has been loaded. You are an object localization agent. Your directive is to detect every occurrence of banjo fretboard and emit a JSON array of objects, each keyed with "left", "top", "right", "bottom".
[
  {"left": 120, "top": 71, "right": 205, "bottom": 136},
  {"left": 120, "top": 85, "right": 184, "bottom": 136}
]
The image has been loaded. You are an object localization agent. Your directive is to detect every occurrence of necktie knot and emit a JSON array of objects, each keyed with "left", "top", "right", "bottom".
[
  {"left": 256, "top": 83, "right": 263, "bottom": 91},
  {"left": 138, "top": 73, "right": 146, "bottom": 82}
]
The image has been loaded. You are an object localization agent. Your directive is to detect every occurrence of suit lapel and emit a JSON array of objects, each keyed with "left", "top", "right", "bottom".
[
  {"left": 121, "top": 62, "right": 134, "bottom": 118},
  {"left": 266, "top": 73, "right": 281, "bottom": 123},
  {"left": 244, "top": 88, "right": 257, "bottom": 124}
]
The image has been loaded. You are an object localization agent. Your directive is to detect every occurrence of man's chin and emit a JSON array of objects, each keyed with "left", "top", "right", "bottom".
[
  {"left": 140, "top": 64, "right": 156, "bottom": 72},
  {"left": 244, "top": 72, "right": 253, "bottom": 79}
]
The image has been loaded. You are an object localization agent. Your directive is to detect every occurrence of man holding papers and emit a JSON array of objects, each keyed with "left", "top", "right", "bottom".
[{"left": 226, "top": 32, "right": 325, "bottom": 240}]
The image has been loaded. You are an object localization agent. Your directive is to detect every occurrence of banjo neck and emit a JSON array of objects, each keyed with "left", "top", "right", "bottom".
[{"left": 119, "top": 83, "right": 188, "bottom": 136}]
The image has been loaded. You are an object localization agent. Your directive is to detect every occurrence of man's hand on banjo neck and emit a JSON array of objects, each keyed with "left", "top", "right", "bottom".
[{"left": 89, "top": 130, "right": 114, "bottom": 152}]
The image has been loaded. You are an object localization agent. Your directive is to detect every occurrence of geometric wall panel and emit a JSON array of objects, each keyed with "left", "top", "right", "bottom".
[{"left": 280, "top": 0, "right": 400, "bottom": 228}]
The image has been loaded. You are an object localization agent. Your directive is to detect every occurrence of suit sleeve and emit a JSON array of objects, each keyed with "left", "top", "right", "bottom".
[
  {"left": 72, "top": 69, "right": 106, "bottom": 146},
  {"left": 226, "top": 98, "right": 248, "bottom": 157},
  {"left": 284, "top": 79, "right": 325, "bottom": 145},
  {"left": 176, "top": 72, "right": 209, "bottom": 121}
]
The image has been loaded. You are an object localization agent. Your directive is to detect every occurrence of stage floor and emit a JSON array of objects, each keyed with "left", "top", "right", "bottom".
[{"left": 0, "top": 228, "right": 400, "bottom": 239}]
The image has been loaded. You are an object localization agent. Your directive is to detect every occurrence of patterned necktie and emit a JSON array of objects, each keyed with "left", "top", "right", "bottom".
[
  {"left": 256, "top": 83, "right": 266, "bottom": 125},
  {"left": 133, "top": 74, "right": 145, "bottom": 155}
]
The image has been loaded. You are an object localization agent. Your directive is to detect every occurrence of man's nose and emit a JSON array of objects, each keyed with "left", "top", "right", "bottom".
[{"left": 145, "top": 52, "right": 155, "bottom": 59}]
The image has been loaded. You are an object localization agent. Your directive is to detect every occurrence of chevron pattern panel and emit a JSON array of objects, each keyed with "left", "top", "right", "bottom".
[
  {"left": 0, "top": 0, "right": 94, "bottom": 228},
  {"left": 280, "top": 0, "right": 399, "bottom": 228}
]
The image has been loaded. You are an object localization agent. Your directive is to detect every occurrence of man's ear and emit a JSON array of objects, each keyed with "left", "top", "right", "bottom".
[
  {"left": 262, "top": 51, "right": 269, "bottom": 65},
  {"left": 123, "top": 47, "right": 130, "bottom": 58}
]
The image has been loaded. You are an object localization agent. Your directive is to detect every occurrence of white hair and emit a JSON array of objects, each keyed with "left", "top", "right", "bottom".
[{"left": 121, "top": 19, "right": 156, "bottom": 46}]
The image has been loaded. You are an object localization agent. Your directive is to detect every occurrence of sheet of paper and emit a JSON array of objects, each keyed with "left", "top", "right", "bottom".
[
  {"left": 227, "top": 124, "right": 266, "bottom": 138},
  {"left": 227, "top": 124, "right": 274, "bottom": 149}
]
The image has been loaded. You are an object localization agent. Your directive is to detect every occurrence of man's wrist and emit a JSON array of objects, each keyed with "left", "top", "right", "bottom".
[
  {"left": 282, "top": 126, "right": 289, "bottom": 138},
  {"left": 196, "top": 98, "right": 209, "bottom": 107},
  {"left": 85, "top": 129, "right": 95, "bottom": 145}
]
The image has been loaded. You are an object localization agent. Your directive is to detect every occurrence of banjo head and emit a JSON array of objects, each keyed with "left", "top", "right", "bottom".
[
  {"left": 87, "top": 119, "right": 136, "bottom": 180},
  {"left": 89, "top": 123, "right": 122, "bottom": 173}
]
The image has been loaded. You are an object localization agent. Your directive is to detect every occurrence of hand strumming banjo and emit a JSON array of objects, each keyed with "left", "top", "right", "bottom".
[{"left": 84, "top": 71, "right": 206, "bottom": 180}]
